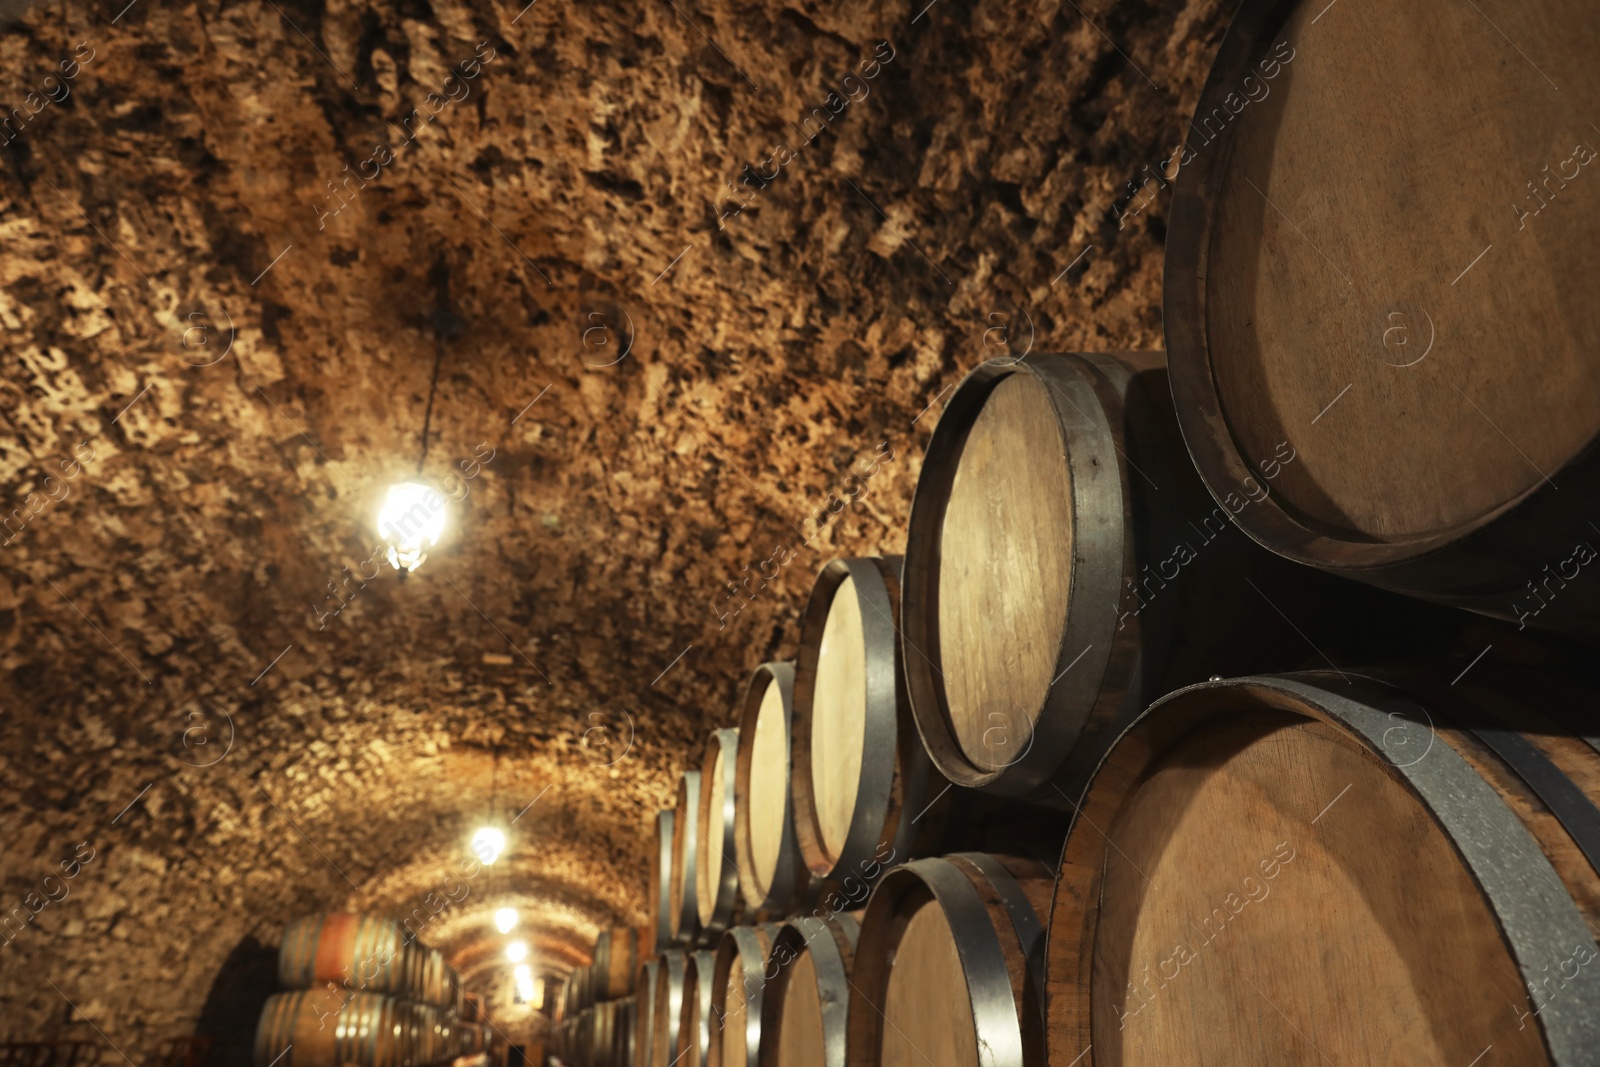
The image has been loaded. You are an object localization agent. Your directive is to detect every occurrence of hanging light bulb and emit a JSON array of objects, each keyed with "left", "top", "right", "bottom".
[
  {"left": 471, "top": 826, "right": 506, "bottom": 866},
  {"left": 505, "top": 940, "right": 529, "bottom": 964},
  {"left": 495, "top": 907, "right": 519, "bottom": 934},
  {"left": 377, "top": 481, "right": 448, "bottom": 573},
  {"left": 513, "top": 964, "right": 532, "bottom": 982}
]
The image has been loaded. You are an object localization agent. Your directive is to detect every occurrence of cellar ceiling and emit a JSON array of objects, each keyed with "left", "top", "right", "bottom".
[{"left": 0, "top": 0, "right": 1225, "bottom": 1052}]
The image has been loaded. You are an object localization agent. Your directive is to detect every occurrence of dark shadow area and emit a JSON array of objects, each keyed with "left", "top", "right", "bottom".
[{"left": 192, "top": 935, "right": 277, "bottom": 1067}]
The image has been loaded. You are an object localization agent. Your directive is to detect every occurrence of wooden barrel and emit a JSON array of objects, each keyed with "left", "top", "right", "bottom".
[
  {"left": 696, "top": 728, "right": 744, "bottom": 939},
  {"left": 757, "top": 914, "right": 860, "bottom": 1067},
  {"left": 1163, "top": 0, "right": 1600, "bottom": 636},
  {"left": 590, "top": 998, "right": 634, "bottom": 1067},
  {"left": 253, "top": 990, "right": 409, "bottom": 1067},
  {"left": 1046, "top": 670, "right": 1600, "bottom": 1067},
  {"left": 675, "top": 950, "right": 716, "bottom": 1067},
  {"left": 648, "top": 809, "right": 676, "bottom": 954},
  {"left": 847, "top": 853, "right": 1050, "bottom": 1067},
  {"left": 901, "top": 352, "right": 1457, "bottom": 808},
  {"left": 792, "top": 556, "right": 945, "bottom": 883},
  {"left": 669, "top": 769, "right": 704, "bottom": 947},
  {"left": 277, "top": 914, "right": 411, "bottom": 996},
  {"left": 734, "top": 662, "right": 813, "bottom": 914},
  {"left": 707, "top": 925, "right": 780, "bottom": 1067},
  {"left": 649, "top": 952, "right": 689, "bottom": 1067},
  {"left": 594, "top": 928, "right": 639, "bottom": 1001},
  {"left": 634, "top": 959, "right": 660, "bottom": 1067}
]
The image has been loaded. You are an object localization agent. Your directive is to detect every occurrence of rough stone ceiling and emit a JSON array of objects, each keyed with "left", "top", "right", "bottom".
[{"left": 0, "top": 0, "right": 1226, "bottom": 1054}]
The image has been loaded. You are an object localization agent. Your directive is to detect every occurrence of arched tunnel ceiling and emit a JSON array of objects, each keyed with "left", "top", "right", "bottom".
[{"left": 0, "top": 0, "right": 1226, "bottom": 1053}]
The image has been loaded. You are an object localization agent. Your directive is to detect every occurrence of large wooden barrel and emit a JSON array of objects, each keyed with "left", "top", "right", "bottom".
[
  {"left": 676, "top": 950, "right": 717, "bottom": 1067},
  {"left": 757, "top": 914, "right": 860, "bottom": 1067},
  {"left": 1046, "top": 670, "right": 1600, "bottom": 1067},
  {"left": 707, "top": 924, "right": 781, "bottom": 1067},
  {"left": 1163, "top": 0, "right": 1600, "bottom": 637},
  {"left": 594, "top": 928, "right": 639, "bottom": 1002},
  {"left": 649, "top": 952, "right": 689, "bottom": 1067},
  {"left": 278, "top": 914, "right": 411, "bottom": 995},
  {"left": 792, "top": 557, "right": 946, "bottom": 883},
  {"left": 902, "top": 352, "right": 1457, "bottom": 808},
  {"left": 648, "top": 809, "right": 676, "bottom": 954},
  {"left": 634, "top": 959, "right": 660, "bottom": 1067},
  {"left": 669, "top": 769, "right": 704, "bottom": 947},
  {"left": 735, "top": 662, "right": 813, "bottom": 914},
  {"left": 695, "top": 728, "right": 744, "bottom": 939},
  {"left": 847, "top": 853, "right": 1050, "bottom": 1067},
  {"left": 253, "top": 990, "right": 409, "bottom": 1067}
]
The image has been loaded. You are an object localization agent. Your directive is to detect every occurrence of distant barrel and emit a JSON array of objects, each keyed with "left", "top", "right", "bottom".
[
  {"left": 669, "top": 769, "right": 704, "bottom": 947},
  {"left": 253, "top": 990, "right": 409, "bottom": 1067},
  {"left": 758, "top": 914, "right": 860, "bottom": 1067},
  {"left": 734, "top": 662, "right": 813, "bottom": 914},
  {"left": 707, "top": 925, "right": 781, "bottom": 1067},
  {"left": 594, "top": 928, "right": 639, "bottom": 1001},
  {"left": 792, "top": 557, "right": 945, "bottom": 883},
  {"left": 277, "top": 913, "right": 411, "bottom": 996},
  {"left": 1163, "top": 0, "right": 1600, "bottom": 635},
  {"left": 695, "top": 728, "right": 744, "bottom": 939}
]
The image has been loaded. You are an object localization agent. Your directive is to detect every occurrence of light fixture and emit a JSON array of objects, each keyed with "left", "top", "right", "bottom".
[
  {"left": 471, "top": 826, "right": 506, "bottom": 866},
  {"left": 505, "top": 940, "right": 529, "bottom": 964},
  {"left": 378, "top": 256, "right": 462, "bottom": 576},
  {"left": 377, "top": 481, "right": 448, "bottom": 573},
  {"left": 495, "top": 907, "right": 519, "bottom": 934},
  {"left": 514, "top": 963, "right": 532, "bottom": 981}
]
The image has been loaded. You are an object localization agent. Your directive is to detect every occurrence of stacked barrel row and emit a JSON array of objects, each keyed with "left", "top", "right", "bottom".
[
  {"left": 553, "top": 928, "right": 640, "bottom": 1064},
  {"left": 581, "top": 0, "right": 1600, "bottom": 1062},
  {"left": 255, "top": 913, "right": 488, "bottom": 1067}
]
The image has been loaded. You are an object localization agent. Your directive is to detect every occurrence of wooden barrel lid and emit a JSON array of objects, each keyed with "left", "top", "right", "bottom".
[
  {"left": 634, "top": 959, "right": 660, "bottom": 1066},
  {"left": 680, "top": 949, "right": 716, "bottom": 1067},
  {"left": 937, "top": 372, "right": 1074, "bottom": 767},
  {"left": 793, "top": 556, "right": 936, "bottom": 879},
  {"left": 709, "top": 924, "right": 781, "bottom": 1067},
  {"left": 696, "top": 729, "right": 742, "bottom": 932},
  {"left": 669, "top": 769, "right": 703, "bottom": 945},
  {"left": 759, "top": 915, "right": 860, "bottom": 1067},
  {"left": 649, "top": 809, "right": 675, "bottom": 954},
  {"left": 735, "top": 662, "right": 809, "bottom": 912},
  {"left": 651, "top": 952, "right": 687, "bottom": 1067},
  {"left": 904, "top": 355, "right": 1166, "bottom": 802},
  {"left": 1047, "top": 674, "right": 1600, "bottom": 1067},
  {"left": 849, "top": 853, "right": 1050, "bottom": 1067},
  {"left": 1167, "top": 1, "right": 1600, "bottom": 559},
  {"left": 812, "top": 572, "right": 869, "bottom": 856}
]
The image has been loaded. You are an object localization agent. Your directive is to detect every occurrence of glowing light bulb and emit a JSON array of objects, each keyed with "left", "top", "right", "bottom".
[
  {"left": 471, "top": 827, "right": 506, "bottom": 865},
  {"left": 513, "top": 964, "right": 532, "bottom": 981},
  {"left": 495, "top": 907, "right": 519, "bottom": 934},
  {"left": 377, "top": 481, "right": 448, "bottom": 573},
  {"left": 506, "top": 940, "right": 528, "bottom": 963}
]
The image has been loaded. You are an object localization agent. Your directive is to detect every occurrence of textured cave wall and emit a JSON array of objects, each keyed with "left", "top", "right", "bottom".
[{"left": 0, "top": 0, "right": 1229, "bottom": 1057}]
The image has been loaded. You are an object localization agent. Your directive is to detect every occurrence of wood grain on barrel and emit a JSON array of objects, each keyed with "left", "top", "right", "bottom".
[
  {"left": 880, "top": 901, "right": 979, "bottom": 1067},
  {"left": 1204, "top": 2, "right": 1600, "bottom": 540},
  {"left": 773, "top": 951, "right": 824, "bottom": 1067},
  {"left": 750, "top": 679, "right": 789, "bottom": 892},
  {"left": 811, "top": 573, "right": 868, "bottom": 859},
  {"left": 1098, "top": 715, "right": 1543, "bottom": 1065},
  {"left": 936, "top": 373, "right": 1073, "bottom": 771},
  {"left": 699, "top": 740, "right": 730, "bottom": 922}
]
